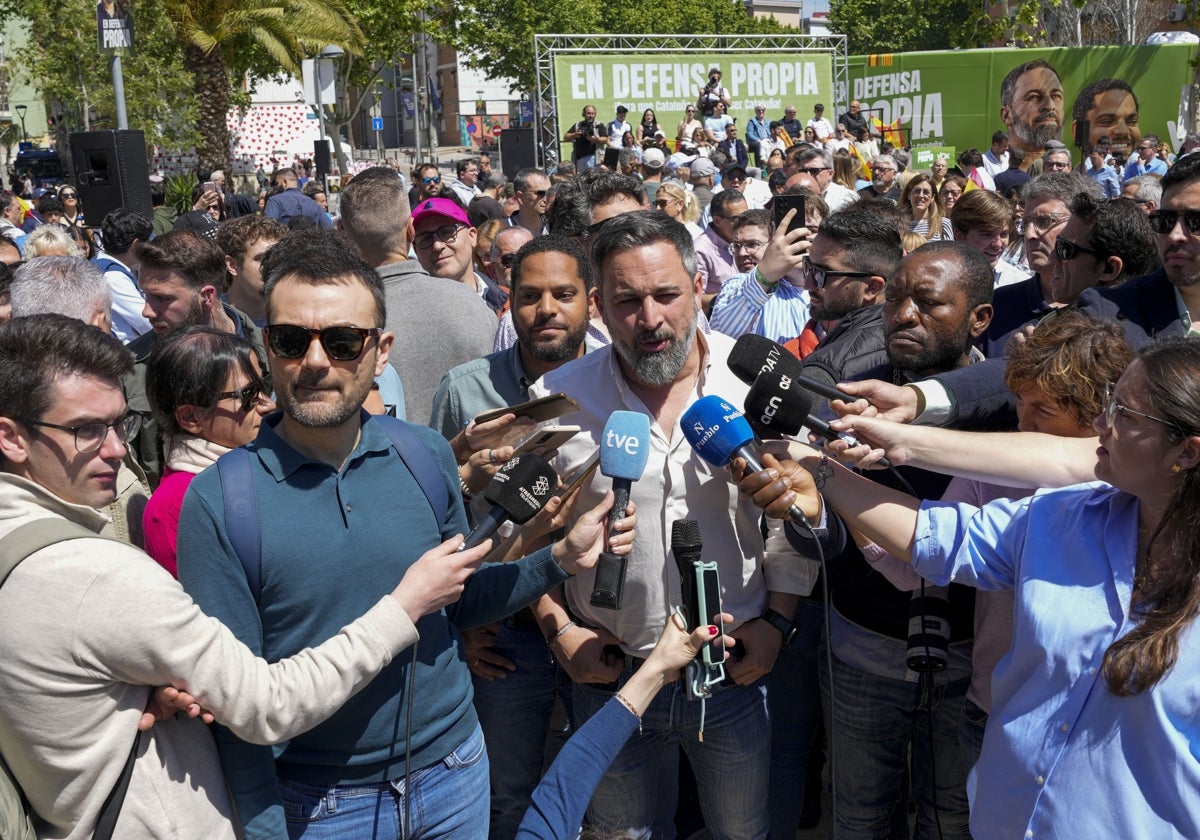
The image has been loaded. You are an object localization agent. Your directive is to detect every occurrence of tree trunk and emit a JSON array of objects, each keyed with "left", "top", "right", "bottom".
[{"left": 186, "top": 43, "right": 231, "bottom": 174}]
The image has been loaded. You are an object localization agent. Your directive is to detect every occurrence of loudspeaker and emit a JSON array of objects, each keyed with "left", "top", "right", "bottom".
[
  {"left": 500, "top": 128, "right": 537, "bottom": 179},
  {"left": 69, "top": 129, "right": 152, "bottom": 227},
  {"left": 313, "top": 140, "right": 331, "bottom": 179}
]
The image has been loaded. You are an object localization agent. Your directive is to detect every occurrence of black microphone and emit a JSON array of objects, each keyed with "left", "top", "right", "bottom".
[
  {"left": 672, "top": 519, "right": 726, "bottom": 697},
  {"left": 459, "top": 453, "right": 558, "bottom": 552},
  {"left": 745, "top": 367, "right": 893, "bottom": 469},
  {"left": 728, "top": 334, "right": 860, "bottom": 405}
]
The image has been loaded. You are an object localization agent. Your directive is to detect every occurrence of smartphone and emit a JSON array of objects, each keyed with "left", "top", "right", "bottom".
[
  {"left": 202, "top": 181, "right": 217, "bottom": 194},
  {"left": 693, "top": 561, "right": 726, "bottom": 668},
  {"left": 559, "top": 452, "right": 601, "bottom": 500},
  {"left": 772, "top": 193, "right": 808, "bottom": 235},
  {"left": 513, "top": 425, "right": 580, "bottom": 457},
  {"left": 474, "top": 393, "right": 579, "bottom": 425}
]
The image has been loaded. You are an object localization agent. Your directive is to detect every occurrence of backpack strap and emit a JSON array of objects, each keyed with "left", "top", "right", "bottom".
[
  {"left": 0, "top": 519, "right": 98, "bottom": 589},
  {"left": 216, "top": 447, "right": 262, "bottom": 600},
  {"left": 216, "top": 418, "right": 451, "bottom": 601}
]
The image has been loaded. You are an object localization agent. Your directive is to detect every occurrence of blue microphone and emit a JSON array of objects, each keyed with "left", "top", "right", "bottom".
[
  {"left": 681, "top": 395, "right": 812, "bottom": 527},
  {"left": 590, "top": 411, "right": 652, "bottom": 610}
]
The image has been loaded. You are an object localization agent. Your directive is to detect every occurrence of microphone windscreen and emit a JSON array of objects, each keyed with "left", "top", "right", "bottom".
[
  {"left": 728, "top": 334, "right": 804, "bottom": 386},
  {"left": 482, "top": 453, "right": 559, "bottom": 524},
  {"left": 680, "top": 395, "right": 755, "bottom": 467},
  {"left": 599, "top": 411, "right": 652, "bottom": 481},
  {"left": 671, "top": 519, "right": 702, "bottom": 554},
  {"left": 745, "top": 368, "right": 816, "bottom": 437}
]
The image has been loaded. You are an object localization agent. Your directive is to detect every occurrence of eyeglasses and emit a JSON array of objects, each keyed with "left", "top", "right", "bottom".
[
  {"left": 1044, "top": 161, "right": 1071, "bottom": 171},
  {"left": 1138, "top": 144, "right": 1155, "bottom": 151},
  {"left": 801, "top": 256, "right": 876, "bottom": 289},
  {"left": 654, "top": 198, "right": 678, "bottom": 209},
  {"left": 211, "top": 382, "right": 267, "bottom": 413},
  {"left": 412, "top": 223, "right": 466, "bottom": 250},
  {"left": 1054, "top": 237, "right": 1103, "bottom": 261},
  {"left": 1022, "top": 212, "right": 1069, "bottom": 232},
  {"left": 728, "top": 239, "right": 767, "bottom": 254},
  {"left": 499, "top": 253, "right": 517, "bottom": 268},
  {"left": 22, "top": 412, "right": 142, "bottom": 454},
  {"left": 422, "top": 176, "right": 442, "bottom": 186},
  {"left": 266, "top": 325, "right": 381, "bottom": 361},
  {"left": 799, "top": 167, "right": 828, "bottom": 178},
  {"left": 1147, "top": 210, "right": 1200, "bottom": 235},
  {"left": 524, "top": 189, "right": 549, "bottom": 198},
  {"left": 1103, "top": 383, "right": 1182, "bottom": 433}
]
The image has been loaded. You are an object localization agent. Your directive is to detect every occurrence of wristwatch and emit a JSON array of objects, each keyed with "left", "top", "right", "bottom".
[{"left": 760, "top": 608, "right": 797, "bottom": 645}]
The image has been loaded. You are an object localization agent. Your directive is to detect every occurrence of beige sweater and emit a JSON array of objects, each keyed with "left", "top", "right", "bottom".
[{"left": 0, "top": 473, "right": 419, "bottom": 839}]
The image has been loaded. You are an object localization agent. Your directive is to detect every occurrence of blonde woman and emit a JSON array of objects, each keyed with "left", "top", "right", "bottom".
[{"left": 653, "top": 182, "right": 702, "bottom": 237}]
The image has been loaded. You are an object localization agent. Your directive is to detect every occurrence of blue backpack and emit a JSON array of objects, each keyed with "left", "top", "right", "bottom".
[{"left": 216, "top": 415, "right": 451, "bottom": 599}]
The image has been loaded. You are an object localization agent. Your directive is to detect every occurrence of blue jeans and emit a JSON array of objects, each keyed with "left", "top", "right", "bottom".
[
  {"left": 957, "top": 697, "right": 987, "bottom": 775},
  {"left": 473, "top": 622, "right": 568, "bottom": 840},
  {"left": 279, "top": 726, "right": 490, "bottom": 840},
  {"left": 819, "top": 649, "right": 972, "bottom": 840},
  {"left": 572, "top": 670, "right": 770, "bottom": 840},
  {"left": 766, "top": 600, "right": 825, "bottom": 840}
]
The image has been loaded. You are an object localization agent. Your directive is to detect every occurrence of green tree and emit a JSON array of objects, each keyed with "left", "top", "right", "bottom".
[
  {"left": 449, "top": 0, "right": 795, "bottom": 96},
  {"left": 166, "top": 0, "right": 365, "bottom": 172},
  {"left": 828, "top": 0, "right": 993, "bottom": 54}
]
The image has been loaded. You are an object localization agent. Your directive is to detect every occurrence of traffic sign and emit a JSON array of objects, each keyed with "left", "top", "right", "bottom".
[
  {"left": 492, "top": 125, "right": 503, "bottom": 137},
  {"left": 371, "top": 117, "right": 384, "bottom": 131}
]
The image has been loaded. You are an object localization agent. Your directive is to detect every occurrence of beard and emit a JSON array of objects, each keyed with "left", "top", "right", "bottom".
[
  {"left": 1012, "top": 113, "right": 1063, "bottom": 150},
  {"left": 886, "top": 322, "right": 971, "bottom": 376},
  {"left": 518, "top": 317, "right": 589, "bottom": 364},
  {"left": 612, "top": 312, "right": 698, "bottom": 387},
  {"left": 275, "top": 369, "right": 372, "bottom": 428}
]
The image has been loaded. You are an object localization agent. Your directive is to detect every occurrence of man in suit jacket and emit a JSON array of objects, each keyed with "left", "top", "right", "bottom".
[{"left": 718, "top": 123, "right": 749, "bottom": 169}]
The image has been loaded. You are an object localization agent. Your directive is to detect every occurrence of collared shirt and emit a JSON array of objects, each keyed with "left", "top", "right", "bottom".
[
  {"left": 429, "top": 342, "right": 544, "bottom": 436},
  {"left": 263, "top": 188, "right": 333, "bottom": 229},
  {"left": 93, "top": 252, "right": 153, "bottom": 343},
  {"left": 529, "top": 330, "right": 818, "bottom": 654},
  {"left": 709, "top": 270, "right": 810, "bottom": 344},
  {"left": 693, "top": 225, "right": 740, "bottom": 294},
  {"left": 1123, "top": 156, "right": 1168, "bottom": 181},
  {"left": 1172, "top": 285, "right": 1200, "bottom": 336},
  {"left": 1087, "top": 163, "right": 1120, "bottom": 199},
  {"left": 913, "top": 483, "right": 1200, "bottom": 839}
]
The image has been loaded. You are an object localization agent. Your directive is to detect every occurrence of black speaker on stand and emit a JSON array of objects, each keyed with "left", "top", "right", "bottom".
[
  {"left": 69, "top": 129, "right": 152, "bottom": 227},
  {"left": 499, "top": 128, "right": 537, "bottom": 179},
  {"left": 313, "top": 141, "right": 331, "bottom": 180}
]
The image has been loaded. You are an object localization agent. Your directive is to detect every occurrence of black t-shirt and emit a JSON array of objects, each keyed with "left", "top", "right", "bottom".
[{"left": 570, "top": 120, "right": 607, "bottom": 161}]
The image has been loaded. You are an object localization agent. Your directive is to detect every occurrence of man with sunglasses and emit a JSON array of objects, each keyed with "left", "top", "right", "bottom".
[
  {"left": 511, "top": 167, "right": 551, "bottom": 236},
  {"left": 1047, "top": 191, "right": 1157, "bottom": 305},
  {"left": 409, "top": 162, "right": 465, "bottom": 211},
  {"left": 793, "top": 145, "right": 857, "bottom": 212},
  {"left": 1123, "top": 133, "right": 1168, "bottom": 181},
  {"left": 178, "top": 232, "right": 628, "bottom": 840}
]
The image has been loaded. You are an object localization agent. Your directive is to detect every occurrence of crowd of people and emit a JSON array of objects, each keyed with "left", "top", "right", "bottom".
[{"left": 1, "top": 53, "right": 1199, "bottom": 840}]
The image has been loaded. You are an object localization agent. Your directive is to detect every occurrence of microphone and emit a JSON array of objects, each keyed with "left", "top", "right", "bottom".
[
  {"left": 672, "top": 520, "right": 727, "bottom": 698},
  {"left": 745, "top": 368, "right": 892, "bottom": 468},
  {"left": 680, "top": 395, "right": 812, "bottom": 527},
  {"left": 589, "top": 411, "right": 652, "bottom": 610},
  {"left": 459, "top": 453, "right": 558, "bottom": 552},
  {"left": 728, "top": 333, "right": 859, "bottom": 405}
]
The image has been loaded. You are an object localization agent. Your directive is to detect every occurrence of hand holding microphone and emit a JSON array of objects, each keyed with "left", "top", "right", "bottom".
[{"left": 459, "top": 453, "right": 559, "bottom": 552}]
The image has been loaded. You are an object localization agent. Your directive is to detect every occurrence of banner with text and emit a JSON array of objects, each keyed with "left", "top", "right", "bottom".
[
  {"left": 845, "top": 44, "right": 1193, "bottom": 158},
  {"left": 553, "top": 51, "right": 835, "bottom": 160}
]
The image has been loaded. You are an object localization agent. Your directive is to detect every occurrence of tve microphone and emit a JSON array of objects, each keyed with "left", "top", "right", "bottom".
[
  {"left": 745, "top": 368, "right": 893, "bottom": 468},
  {"left": 680, "top": 395, "right": 812, "bottom": 526},
  {"left": 589, "top": 411, "right": 652, "bottom": 610},
  {"left": 459, "top": 453, "right": 558, "bottom": 552},
  {"left": 728, "top": 333, "right": 859, "bottom": 405}
]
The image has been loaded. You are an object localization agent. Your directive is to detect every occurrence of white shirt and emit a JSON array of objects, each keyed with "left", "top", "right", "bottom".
[
  {"left": 608, "top": 119, "right": 633, "bottom": 148},
  {"left": 529, "top": 331, "right": 817, "bottom": 653},
  {"left": 807, "top": 117, "right": 834, "bottom": 140},
  {"left": 982, "top": 149, "right": 1009, "bottom": 178},
  {"left": 824, "top": 182, "right": 859, "bottom": 213}
]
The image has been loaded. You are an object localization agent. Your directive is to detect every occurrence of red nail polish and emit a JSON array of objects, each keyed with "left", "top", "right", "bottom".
[{"left": 708, "top": 625, "right": 718, "bottom": 636}]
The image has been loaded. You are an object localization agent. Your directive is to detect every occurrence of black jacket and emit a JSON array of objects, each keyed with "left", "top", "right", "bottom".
[{"left": 800, "top": 304, "right": 889, "bottom": 390}]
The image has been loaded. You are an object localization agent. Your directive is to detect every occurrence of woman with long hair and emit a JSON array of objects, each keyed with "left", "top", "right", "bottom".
[
  {"left": 900, "top": 173, "right": 953, "bottom": 240},
  {"left": 57, "top": 184, "right": 83, "bottom": 225},
  {"left": 744, "top": 336, "right": 1200, "bottom": 839},
  {"left": 938, "top": 175, "right": 967, "bottom": 213},
  {"left": 638, "top": 108, "right": 659, "bottom": 146},
  {"left": 833, "top": 151, "right": 863, "bottom": 191},
  {"left": 142, "top": 327, "right": 273, "bottom": 576}
]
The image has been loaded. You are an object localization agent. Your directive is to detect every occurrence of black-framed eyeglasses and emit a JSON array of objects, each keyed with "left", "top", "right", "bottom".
[
  {"left": 799, "top": 167, "right": 828, "bottom": 178},
  {"left": 412, "top": 224, "right": 466, "bottom": 250},
  {"left": 266, "top": 325, "right": 381, "bottom": 361},
  {"left": 1044, "top": 161, "right": 1071, "bottom": 171},
  {"left": 422, "top": 176, "right": 441, "bottom": 185},
  {"left": 801, "top": 256, "right": 876, "bottom": 289},
  {"left": 1148, "top": 210, "right": 1200, "bottom": 235},
  {"left": 499, "top": 253, "right": 517, "bottom": 268},
  {"left": 211, "top": 382, "right": 267, "bottom": 413},
  {"left": 22, "top": 412, "right": 142, "bottom": 454},
  {"left": 1103, "top": 383, "right": 1183, "bottom": 433},
  {"left": 1054, "top": 238, "right": 1103, "bottom": 261}
]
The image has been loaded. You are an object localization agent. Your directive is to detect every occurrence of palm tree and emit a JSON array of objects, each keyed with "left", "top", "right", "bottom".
[{"left": 169, "top": 0, "right": 365, "bottom": 173}]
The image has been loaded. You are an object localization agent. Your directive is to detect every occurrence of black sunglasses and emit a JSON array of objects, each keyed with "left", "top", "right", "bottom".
[
  {"left": 1054, "top": 238, "right": 1103, "bottom": 261},
  {"left": 212, "top": 382, "right": 266, "bottom": 412},
  {"left": 267, "top": 325, "right": 381, "bottom": 361},
  {"left": 499, "top": 253, "right": 518, "bottom": 268},
  {"left": 1148, "top": 210, "right": 1200, "bottom": 235}
]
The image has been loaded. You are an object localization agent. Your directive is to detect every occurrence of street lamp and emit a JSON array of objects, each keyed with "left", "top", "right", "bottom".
[{"left": 14, "top": 105, "right": 26, "bottom": 142}]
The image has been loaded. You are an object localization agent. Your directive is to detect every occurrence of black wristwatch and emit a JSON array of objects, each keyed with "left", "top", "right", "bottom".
[{"left": 760, "top": 608, "right": 797, "bottom": 645}]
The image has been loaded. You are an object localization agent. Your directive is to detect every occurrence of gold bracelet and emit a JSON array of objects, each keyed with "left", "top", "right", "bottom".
[{"left": 614, "top": 691, "right": 642, "bottom": 733}]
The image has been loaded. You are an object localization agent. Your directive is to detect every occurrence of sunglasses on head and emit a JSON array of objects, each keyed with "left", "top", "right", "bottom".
[{"left": 266, "top": 325, "right": 381, "bottom": 361}]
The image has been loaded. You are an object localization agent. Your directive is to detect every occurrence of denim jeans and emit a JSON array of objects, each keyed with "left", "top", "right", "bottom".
[
  {"left": 278, "top": 725, "right": 490, "bottom": 840},
  {"left": 766, "top": 600, "right": 825, "bottom": 840},
  {"left": 473, "top": 622, "right": 569, "bottom": 840},
  {"left": 572, "top": 670, "right": 770, "bottom": 840},
  {"left": 819, "top": 649, "right": 972, "bottom": 840},
  {"left": 957, "top": 697, "right": 987, "bottom": 776}
]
